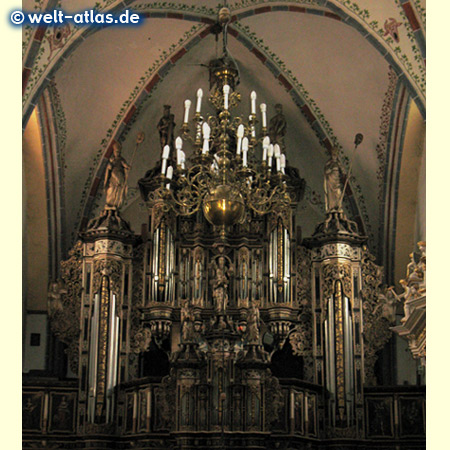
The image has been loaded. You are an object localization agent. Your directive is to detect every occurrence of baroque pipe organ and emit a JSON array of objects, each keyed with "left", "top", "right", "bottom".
[{"left": 32, "top": 53, "right": 425, "bottom": 450}]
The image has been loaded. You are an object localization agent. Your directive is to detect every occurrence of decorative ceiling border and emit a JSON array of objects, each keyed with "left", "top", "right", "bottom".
[
  {"left": 36, "top": 88, "right": 68, "bottom": 277},
  {"left": 22, "top": 0, "right": 425, "bottom": 128},
  {"left": 376, "top": 66, "right": 399, "bottom": 205},
  {"left": 377, "top": 84, "right": 411, "bottom": 282},
  {"left": 321, "top": 1, "right": 424, "bottom": 113},
  {"left": 396, "top": 0, "right": 426, "bottom": 61}
]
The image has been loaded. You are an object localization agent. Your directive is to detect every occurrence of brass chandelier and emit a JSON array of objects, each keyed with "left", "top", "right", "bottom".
[{"left": 145, "top": 10, "right": 291, "bottom": 227}]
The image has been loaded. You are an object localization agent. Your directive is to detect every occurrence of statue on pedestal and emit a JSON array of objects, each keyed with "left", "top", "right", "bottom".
[
  {"left": 157, "top": 105, "right": 175, "bottom": 150},
  {"left": 181, "top": 300, "right": 196, "bottom": 343},
  {"left": 104, "top": 141, "right": 131, "bottom": 210},
  {"left": 324, "top": 146, "right": 345, "bottom": 213},
  {"left": 210, "top": 256, "right": 234, "bottom": 314},
  {"left": 246, "top": 301, "right": 261, "bottom": 344}
]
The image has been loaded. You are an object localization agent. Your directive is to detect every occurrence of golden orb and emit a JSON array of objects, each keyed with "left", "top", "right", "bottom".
[{"left": 203, "top": 184, "right": 245, "bottom": 226}]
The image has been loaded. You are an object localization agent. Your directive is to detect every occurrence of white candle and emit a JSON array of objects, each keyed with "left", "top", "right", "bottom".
[
  {"left": 250, "top": 91, "right": 257, "bottom": 115},
  {"left": 274, "top": 144, "right": 281, "bottom": 172},
  {"left": 268, "top": 144, "right": 274, "bottom": 170},
  {"left": 242, "top": 137, "right": 249, "bottom": 167},
  {"left": 223, "top": 84, "right": 230, "bottom": 110},
  {"left": 236, "top": 124, "right": 244, "bottom": 155},
  {"left": 260, "top": 103, "right": 267, "bottom": 128},
  {"left": 280, "top": 154, "right": 286, "bottom": 174},
  {"left": 196, "top": 88, "right": 203, "bottom": 113},
  {"left": 165, "top": 165, "right": 173, "bottom": 189},
  {"left": 202, "top": 122, "right": 210, "bottom": 154},
  {"left": 183, "top": 99, "right": 191, "bottom": 123},
  {"left": 161, "top": 145, "right": 170, "bottom": 174},
  {"left": 262, "top": 136, "right": 270, "bottom": 161}
]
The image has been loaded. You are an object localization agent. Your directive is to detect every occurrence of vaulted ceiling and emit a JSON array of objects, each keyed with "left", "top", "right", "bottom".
[{"left": 23, "top": 0, "right": 426, "bottom": 309}]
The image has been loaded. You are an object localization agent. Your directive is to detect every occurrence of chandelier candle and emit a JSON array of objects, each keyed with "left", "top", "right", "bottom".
[
  {"left": 281, "top": 154, "right": 286, "bottom": 174},
  {"left": 183, "top": 99, "right": 191, "bottom": 124},
  {"left": 242, "top": 137, "right": 249, "bottom": 167},
  {"left": 268, "top": 144, "right": 274, "bottom": 170},
  {"left": 161, "top": 145, "right": 170, "bottom": 174},
  {"left": 274, "top": 144, "right": 281, "bottom": 172},
  {"left": 236, "top": 124, "right": 244, "bottom": 155},
  {"left": 196, "top": 88, "right": 203, "bottom": 113},
  {"left": 166, "top": 166, "right": 173, "bottom": 189},
  {"left": 262, "top": 136, "right": 270, "bottom": 162},
  {"left": 223, "top": 84, "right": 230, "bottom": 110},
  {"left": 202, "top": 122, "right": 210, "bottom": 154},
  {"left": 250, "top": 91, "right": 257, "bottom": 115},
  {"left": 260, "top": 103, "right": 267, "bottom": 128}
]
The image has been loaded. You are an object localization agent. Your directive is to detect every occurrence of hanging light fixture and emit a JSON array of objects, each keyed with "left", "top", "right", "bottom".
[{"left": 141, "top": 5, "right": 292, "bottom": 227}]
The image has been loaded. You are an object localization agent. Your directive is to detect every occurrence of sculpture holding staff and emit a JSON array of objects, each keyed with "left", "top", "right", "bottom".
[
  {"left": 103, "top": 133, "right": 145, "bottom": 211},
  {"left": 323, "top": 134, "right": 363, "bottom": 213}
]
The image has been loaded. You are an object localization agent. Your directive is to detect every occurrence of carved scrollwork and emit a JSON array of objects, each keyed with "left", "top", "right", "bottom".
[
  {"left": 92, "top": 258, "right": 123, "bottom": 296},
  {"left": 296, "top": 245, "right": 311, "bottom": 306},
  {"left": 264, "top": 370, "right": 284, "bottom": 427},
  {"left": 155, "top": 369, "right": 177, "bottom": 430},
  {"left": 48, "top": 240, "right": 84, "bottom": 374},
  {"left": 289, "top": 311, "right": 313, "bottom": 358},
  {"left": 129, "top": 243, "right": 146, "bottom": 373},
  {"left": 321, "top": 262, "right": 352, "bottom": 303},
  {"left": 268, "top": 209, "right": 290, "bottom": 233},
  {"left": 360, "top": 247, "right": 392, "bottom": 385},
  {"left": 130, "top": 327, "right": 152, "bottom": 354}
]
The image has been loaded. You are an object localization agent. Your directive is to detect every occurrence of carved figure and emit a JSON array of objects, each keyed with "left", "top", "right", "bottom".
[
  {"left": 193, "top": 249, "right": 204, "bottom": 304},
  {"left": 246, "top": 301, "right": 261, "bottom": 344},
  {"left": 181, "top": 300, "right": 196, "bottom": 342},
  {"left": 324, "top": 146, "right": 345, "bottom": 212},
  {"left": 405, "top": 252, "right": 416, "bottom": 277},
  {"left": 268, "top": 104, "right": 287, "bottom": 150},
  {"left": 47, "top": 279, "right": 67, "bottom": 315},
  {"left": 210, "top": 256, "right": 234, "bottom": 313},
  {"left": 374, "top": 287, "right": 398, "bottom": 323},
  {"left": 388, "top": 279, "right": 419, "bottom": 322},
  {"left": 132, "top": 327, "right": 152, "bottom": 354},
  {"left": 157, "top": 105, "right": 175, "bottom": 150},
  {"left": 104, "top": 141, "right": 130, "bottom": 210},
  {"left": 52, "top": 396, "right": 70, "bottom": 430},
  {"left": 417, "top": 241, "right": 426, "bottom": 286}
]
